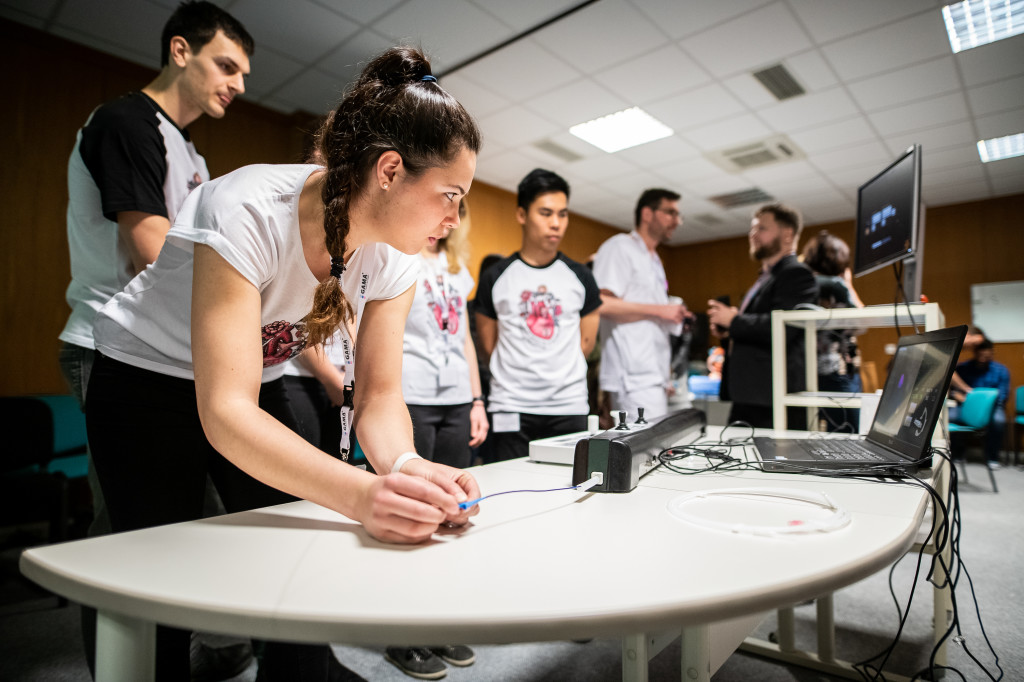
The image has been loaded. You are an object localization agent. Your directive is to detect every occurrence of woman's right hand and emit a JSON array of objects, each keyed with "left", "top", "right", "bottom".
[{"left": 356, "top": 473, "right": 461, "bottom": 543}]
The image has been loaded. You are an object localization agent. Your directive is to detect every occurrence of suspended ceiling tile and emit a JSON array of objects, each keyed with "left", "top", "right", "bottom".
[
  {"left": 788, "top": 117, "right": 879, "bottom": 155},
  {"left": 242, "top": 48, "right": 305, "bottom": 101},
  {"left": 822, "top": 11, "right": 949, "bottom": 82},
  {"left": 52, "top": 0, "right": 167, "bottom": 66},
  {"left": 757, "top": 87, "right": 861, "bottom": 132},
  {"left": 229, "top": 0, "right": 359, "bottom": 64},
  {"left": 476, "top": 105, "right": 561, "bottom": 147},
  {"left": 974, "top": 109, "right": 1024, "bottom": 139},
  {"left": 645, "top": 83, "right": 745, "bottom": 133},
  {"left": 954, "top": 34, "right": 1024, "bottom": 87},
  {"left": 315, "top": 30, "right": 395, "bottom": 82},
  {"left": 679, "top": 3, "right": 813, "bottom": 78},
  {"left": 455, "top": 37, "right": 580, "bottom": 101},
  {"left": 371, "top": 0, "right": 512, "bottom": 70},
  {"left": 614, "top": 135, "right": 702, "bottom": 169},
  {"left": 788, "top": 0, "right": 935, "bottom": 43},
  {"left": 534, "top": 0, "right": 667, "bottom": 73},
  {"left": 632, "top": 0, "right": 768, "bottom": 41},
  {"left": 682, "top": 114, "right": 774, "bottom": 152},
  {"left": 600, "top": 44, "right": 712, "bottom": 106},
  {"left": 270, "top": 67, "right": 348, "bottom": 117},
  {"left": 848, "top": 57, "right": 960, "bottom": 113},
  {"left": 468, "top": 0, "right": 585, "bottom": 32},
  {"left": 868, "top": 92, "right": 970, "bottom": 136},
  {"left": 884, "top": 121, "right": 978, "bottom": 156},
  {"left": 440, "top": 73, "right": 511, "bottom": 121},
  {"left": 525, "top": 78, "right": 629, "bottom": 128},
  {"left": 967, "top": 76, "right": 1024, "bottom": 118},
  {"left": 320, "top": 0, "right": 404, "bottom": 25}
]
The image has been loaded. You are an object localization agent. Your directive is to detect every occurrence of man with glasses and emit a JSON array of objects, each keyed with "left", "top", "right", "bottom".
[{"left": 593, "top": 188, "right": 690, "bottom": 421}]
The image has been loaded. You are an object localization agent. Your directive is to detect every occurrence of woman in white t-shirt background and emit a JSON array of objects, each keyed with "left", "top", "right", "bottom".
[
  {"left": 402, "top": 199, "right": 488, "bottom": 467},
  {"left": 384, "top": 200, "right": 487, "bottom": 679},
  {"left": 85, "top": 47, "right": 481, "bottom": 680}
]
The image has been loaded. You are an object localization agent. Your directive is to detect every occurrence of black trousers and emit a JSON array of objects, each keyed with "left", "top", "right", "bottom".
[
  {"left": 282, "top": 374, "right": 343, "bottom": 456},
  {"left": 407, "top": 403, "right": 473, "bottom": 469},
  {"left": 85, "top": 354, "right": 335, "bottom": 681},
  {"left": 489, "top": 412, "right": 588, "bottom": 462}
]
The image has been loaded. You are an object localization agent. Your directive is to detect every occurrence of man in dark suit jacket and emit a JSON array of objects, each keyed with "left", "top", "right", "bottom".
[{"left": 707, "top": 203, "right": 818, "bottom": 429}]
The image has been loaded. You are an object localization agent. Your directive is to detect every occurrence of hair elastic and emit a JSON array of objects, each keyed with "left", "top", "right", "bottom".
[
  {"left": 421, "top": 75, "right": 437, "bottom": 82},
  {"left": 330, "top": 257, "right": 346, "bottom": 278}
]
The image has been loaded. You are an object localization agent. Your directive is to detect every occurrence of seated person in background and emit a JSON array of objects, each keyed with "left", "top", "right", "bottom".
[
  {"left": 474, "top": 169, "right": 601, "bottom": 461},
  {"left": 950, "top": 338, "right": 1010, "bottom": 468},
  {"left": 707, "top": 203, "right": 818, "bottom": 430},
  {"left": 801, "top": 230, "right": 865, "bottom": 432},
  {"left": 706, "top": 347, "right": 724, "bottom": 380}
]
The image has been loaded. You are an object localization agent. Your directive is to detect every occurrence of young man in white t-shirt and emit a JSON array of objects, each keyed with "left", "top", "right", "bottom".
[
  {"left": 594, "top": 189, "right": 691, "bottom": 420},
  {"left": 474, "top": 169, "right": 601, "bottom": 461}
]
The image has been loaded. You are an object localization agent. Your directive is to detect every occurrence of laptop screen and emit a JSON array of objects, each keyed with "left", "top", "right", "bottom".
[{"left": 867, "top": 325, "right": 967, "bottom": 460}]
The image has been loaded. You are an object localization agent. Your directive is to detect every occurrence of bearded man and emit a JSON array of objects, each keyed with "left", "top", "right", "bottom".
[{"left": 706, "top": 203, "right": 818, "bottom": 429}]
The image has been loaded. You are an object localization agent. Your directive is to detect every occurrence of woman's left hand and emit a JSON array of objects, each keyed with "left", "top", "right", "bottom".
[
  {"left": 400, "top": 457, "right": 481, "bottom": 525},
  {"left": 468, "top": 402, "right": 489, "bottom": 447}
]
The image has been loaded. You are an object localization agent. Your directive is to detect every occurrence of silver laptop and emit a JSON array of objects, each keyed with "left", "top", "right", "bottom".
[{"left": 754, "top": 325, "right": 967, "bottom": 475}]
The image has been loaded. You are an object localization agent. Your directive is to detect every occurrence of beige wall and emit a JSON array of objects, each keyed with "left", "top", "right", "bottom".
[{"left": 3, "top": 17, "right": 1021, "bottom": 428}]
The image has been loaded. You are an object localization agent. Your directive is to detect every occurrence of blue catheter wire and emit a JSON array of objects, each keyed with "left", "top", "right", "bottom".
[{"left": 458, "top": 486, "right": 579, "bottom": 510}]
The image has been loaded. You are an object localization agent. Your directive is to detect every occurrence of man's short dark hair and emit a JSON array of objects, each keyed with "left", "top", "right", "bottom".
[
  {"left": 756, "top": 202, "right": 803, "bottom": 241},
  {"left": 161, "top": 1, "right": 254, "bottom": 67},
  {"left": 517, "top": 168, "right": 569, "bottom": 210},
  {"left": 635, "top": 188, "right": 681, "bottom": 227}
]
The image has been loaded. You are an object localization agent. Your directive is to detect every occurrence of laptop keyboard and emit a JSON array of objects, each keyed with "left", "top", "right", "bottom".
[{"left": 796, "top": 438, "right": 886, "bottom": 461}]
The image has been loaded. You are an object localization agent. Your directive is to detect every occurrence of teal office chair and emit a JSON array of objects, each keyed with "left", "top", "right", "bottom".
[
  {"left": 948, "top": 387, "right": 1000, "bottom": 492},
  {"left": 1, "top": 395, "right": 89, "bottom": 543},
  {"left": 1012, "top": 386, "right": 1024, "bottom": 467}
]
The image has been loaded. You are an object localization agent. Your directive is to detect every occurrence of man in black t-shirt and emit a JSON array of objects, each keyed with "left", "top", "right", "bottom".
[{"left": 475, "top": 169, "right": 602, "bottom": 461}]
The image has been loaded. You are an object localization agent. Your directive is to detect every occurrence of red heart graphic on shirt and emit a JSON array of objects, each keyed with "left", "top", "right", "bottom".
[{"left": 526, "top": 300, "right": 555, "bottom": 339}]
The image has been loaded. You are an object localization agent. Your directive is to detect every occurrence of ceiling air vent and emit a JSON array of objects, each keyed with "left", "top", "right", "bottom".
[
  {"left": 705, "top": 134, "right": 805, "bottom": 174},
  {"left": 692, "top": 213, "right": 724, "bottom": 225},
  {"left": 532, "top": 139, "right": 583, "bottom": 163},
  {"left": 708, "top": 188, "right": 775, "bottom": 209},
  {"left": 753, "top": 63, "right": 806, "bottom": 101}
]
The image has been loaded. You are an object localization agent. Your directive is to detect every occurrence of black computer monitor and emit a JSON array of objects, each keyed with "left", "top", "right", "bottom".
[{"left": 853, "top": 144, "right": 922, "bottom": 278}]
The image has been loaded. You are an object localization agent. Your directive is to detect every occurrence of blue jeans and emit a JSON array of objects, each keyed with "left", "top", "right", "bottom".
[{"left": 58, "top": 342, "right": 109, "bottom": 536}]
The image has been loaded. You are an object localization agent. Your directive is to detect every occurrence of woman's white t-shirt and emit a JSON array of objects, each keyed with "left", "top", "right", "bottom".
[
  {"left": 93, "top": 164, "right": 418, "bottom": 382},
  {"left": 401, "top": 251, "right": 475, "bottom": 405}
]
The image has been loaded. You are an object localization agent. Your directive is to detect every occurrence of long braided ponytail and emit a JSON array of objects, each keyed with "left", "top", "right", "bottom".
[{"left": 304, "top": 46, "right": 481, "bottom": 350}]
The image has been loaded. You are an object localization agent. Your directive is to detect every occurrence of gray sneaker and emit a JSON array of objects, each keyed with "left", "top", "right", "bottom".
[
  {"left": 385, "top": 647, "right": 447, "bottom": 680},
  {"left": 430, "top": 645, "right": 475, "bottom": 667}
]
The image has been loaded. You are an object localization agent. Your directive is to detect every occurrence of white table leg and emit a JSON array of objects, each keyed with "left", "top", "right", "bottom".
[
  {"left": 816, "top": 594, "right": 836, "bottom": 663},
  {"left": 621, "top": 633, "right": 650, "bottom": 682},
  {"left": 95, "top": 610, "right": 156, "bottom": 682},
  {"left": 681, "top": 624, "right": 710, "bottom": 682},
  {"left": 777, "top": 606, "right": 796, "bottom": 652}
]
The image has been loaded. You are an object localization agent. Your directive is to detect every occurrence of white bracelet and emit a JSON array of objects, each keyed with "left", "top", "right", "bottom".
[{"left": 391, "top": 451, "right": 422, "bottom": 474}]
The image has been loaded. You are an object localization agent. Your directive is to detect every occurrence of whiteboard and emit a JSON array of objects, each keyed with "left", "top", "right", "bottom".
[{"left": 971, "top": 280, "right": 1024, "bottom": 342}]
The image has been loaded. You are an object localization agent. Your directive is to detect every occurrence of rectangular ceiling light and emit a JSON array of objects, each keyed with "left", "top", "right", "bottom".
[
  {"left": 941, "top": 0, "right": 1024, "bottom": 53},
  {"left": 977, "top": 133, "right": 1024, "bottom": 161},
  {"left": 569, "top": 107, "right": 673, "bottom": 153}
]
